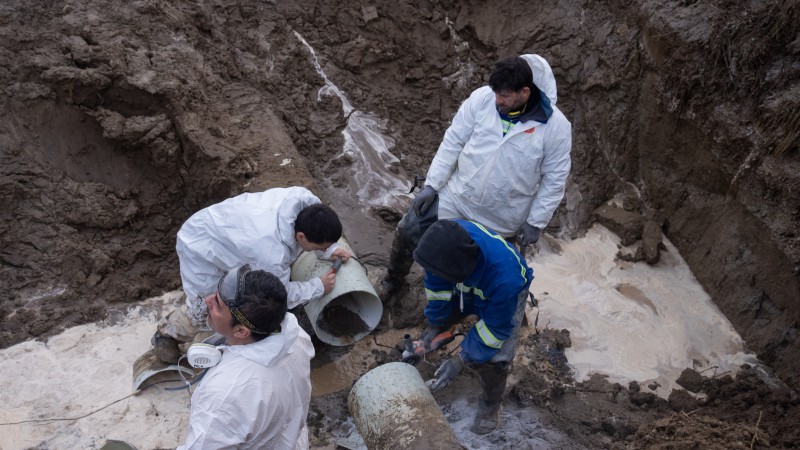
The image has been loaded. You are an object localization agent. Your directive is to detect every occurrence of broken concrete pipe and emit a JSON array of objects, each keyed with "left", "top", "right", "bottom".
[
  {"left": 348, "top": 362, "right": 462, "bottom": 450},
  {"left": 290, "top": 238, "right": 382, "bottom": 346}
]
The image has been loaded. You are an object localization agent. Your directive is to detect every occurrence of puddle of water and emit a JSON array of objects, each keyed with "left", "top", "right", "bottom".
[
  {"left": 616, "top": 283, "right": 658, "bottom": 314},
  {"left": 311, "top": 328, "right": 413, "bottom": 397},
  {"left": 445, "top": 397, "right": 587, "bottom": 450},
  {"left": 527, "top": 223, "right": 761, "bottom": 397}
]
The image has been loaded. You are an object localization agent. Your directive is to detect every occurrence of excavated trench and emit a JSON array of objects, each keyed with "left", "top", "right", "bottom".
[{"left": 1, "top": 0, "right": 799, "bottom": 441}]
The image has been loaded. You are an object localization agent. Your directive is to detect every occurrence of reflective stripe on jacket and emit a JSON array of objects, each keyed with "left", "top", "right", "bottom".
[{"left": 423, "top": 220, "right": 533, "bottom": 363}]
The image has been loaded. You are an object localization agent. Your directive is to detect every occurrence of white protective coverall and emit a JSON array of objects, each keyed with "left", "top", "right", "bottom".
[
  {"left": 176, "top": 187, "right": 338, "bottom": 323},
  {"left": 177, "top": 313, "right": 315, "bottom": 450},
  {"left": 425, "top": 54, "right": 572, "bottom": 237}
]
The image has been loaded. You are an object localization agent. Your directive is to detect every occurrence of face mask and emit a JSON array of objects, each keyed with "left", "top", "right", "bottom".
[{"left": 187, "top": 343, "right": 223, "bottom": 368}]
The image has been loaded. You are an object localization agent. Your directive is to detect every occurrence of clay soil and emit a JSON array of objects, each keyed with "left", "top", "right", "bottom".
[{"left": 2, "top": 0, "right": 799, "bottom": 448}]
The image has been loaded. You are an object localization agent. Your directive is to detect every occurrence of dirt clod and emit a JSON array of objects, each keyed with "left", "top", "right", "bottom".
[{"left": 317, "top": 295, "right": 370, "bottom": 338}]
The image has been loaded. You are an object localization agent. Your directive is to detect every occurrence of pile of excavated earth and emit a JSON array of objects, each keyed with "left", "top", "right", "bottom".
[{"left": 1, "top": 0, "right": 798, "bottom": 448}]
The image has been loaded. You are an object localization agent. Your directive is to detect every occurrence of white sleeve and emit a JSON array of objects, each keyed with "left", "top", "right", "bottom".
[
  {"left": 527, "top": 115, "right": 572, "bottom": 229},
  {"left": 425, "top": 90, "right": 481, "bottom": 191},
  {"left": 313, "top": 242, "right": 339, "bottom": 260},
  {"left": 177, "top": 376, "right": 279, "bottom": 450},
  {"left": 272, "top": 261, "right": 325, "bottom": 310}
]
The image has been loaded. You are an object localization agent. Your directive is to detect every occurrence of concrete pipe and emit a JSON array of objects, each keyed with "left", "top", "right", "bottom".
[
  {"left": 348, "top": 362, "right": 462, "bottom": 450},
  {"left": 290, "top": 238, "right": 382, "bottom": 346}
]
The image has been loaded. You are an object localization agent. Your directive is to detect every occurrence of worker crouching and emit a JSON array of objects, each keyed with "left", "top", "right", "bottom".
[{"left": 412, "top": 219, "right": 533, "bottom": 434}]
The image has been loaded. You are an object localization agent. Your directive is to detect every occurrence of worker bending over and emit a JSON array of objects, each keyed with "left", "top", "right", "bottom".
[
  {"left": 413, "top": 219, "right": 533, "bottom": 434},
  {"left": 153, "top": 186, "right": 350, "bottom": 363}
]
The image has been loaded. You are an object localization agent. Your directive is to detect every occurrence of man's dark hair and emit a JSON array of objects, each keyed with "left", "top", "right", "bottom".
[
  {"left": 489, "top": 56, "right": 534, "bottom": 93},
  {"left": 295, "top": 203, "right": 343, "bottom": 244},
  {"left": 234, "top": 270, "right": 288, "bottom": 342}
]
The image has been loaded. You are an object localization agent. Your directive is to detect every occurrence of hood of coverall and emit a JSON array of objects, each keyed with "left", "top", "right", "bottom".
[
  {"left": 221, "top": 312, "right": 301, "bottom": 367},
  {"left": 274, "top": 188, "right": 319, "bottom": 253},
  {"left": 520, "top": 54, "right": 558, "bottom": 105}
]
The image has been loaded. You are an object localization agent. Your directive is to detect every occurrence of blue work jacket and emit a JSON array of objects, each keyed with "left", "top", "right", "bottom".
[{"left": 423, "top": 220, "right": 533, "bottom": 364}]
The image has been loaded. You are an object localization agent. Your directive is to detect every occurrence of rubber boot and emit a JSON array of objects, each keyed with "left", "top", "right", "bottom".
[
  {"left": 472, "top": 362, "right": 509, "bottom": 435},
  {"left": 151, "top": 330, "right": 181, "bottom": 364},
  {"left": 381, "top": 226, "right": 415, "bottom": 301}
]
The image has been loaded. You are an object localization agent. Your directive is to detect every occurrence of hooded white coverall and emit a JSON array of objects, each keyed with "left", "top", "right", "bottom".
[
  {"left": 177, "top": 313, "right": 315, "bottom": 450},
  {"left": 425, "top": 54, "right": 572, "bottom": 237},
  {"left": 176, "top": 187, "right": 338, "bottom": 325}
]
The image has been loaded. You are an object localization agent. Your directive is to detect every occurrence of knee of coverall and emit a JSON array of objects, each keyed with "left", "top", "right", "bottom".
[
  {"left": 397, "top": 196, "right": 439, "bottom": 248},
  {"left": 157, "top": 304, "right": 212, "bottom": 344},
  {"left": 488, "top": 289, "right": 529, "bottom": 364}
]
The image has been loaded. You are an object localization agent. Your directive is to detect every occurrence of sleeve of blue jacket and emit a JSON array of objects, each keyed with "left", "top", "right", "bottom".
[
  {"left": 459, "top": 274, "right": 523, "bottom": 364},
  {"left": 422, "top": 272, "right": 457, "bottom": 328},
  {"left": 456, "top": 221, "right": 533, "bottom": 364}
]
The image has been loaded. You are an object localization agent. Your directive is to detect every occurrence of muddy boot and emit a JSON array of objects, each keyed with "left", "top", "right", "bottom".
[
  {"left": 381, "top": 226, "right": 416, "bottom": 301},
  {"left": 151, "top": 330, "right": 181, "bottom": 364},
  {"left": 472, "top": 362, "right": 509, "bottom": 435}
]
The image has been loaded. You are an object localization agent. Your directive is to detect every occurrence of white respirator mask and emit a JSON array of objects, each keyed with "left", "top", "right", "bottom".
[{"left": 187, "top": 343, "right": 223, "bottom": 368}]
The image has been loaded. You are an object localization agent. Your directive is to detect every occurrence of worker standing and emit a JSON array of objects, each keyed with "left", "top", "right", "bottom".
[
  {"left": 382, "top": 54, "right": 570, "bottom": 312},
  {"left": 411, "top": 219, "right": 533, "bottom": 434}
]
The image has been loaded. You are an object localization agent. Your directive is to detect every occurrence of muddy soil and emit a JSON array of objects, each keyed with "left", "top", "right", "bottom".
[{"left": 2, "top": 0, "right": 799, "bottom": 448}]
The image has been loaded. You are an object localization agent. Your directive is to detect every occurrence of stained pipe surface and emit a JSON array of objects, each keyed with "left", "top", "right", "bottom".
[
  {"left": 291, "top": 238, "right": 383, "bottom": 346},
  {"left": 348, "top": 362, "right": 463, "bottom": 450}
]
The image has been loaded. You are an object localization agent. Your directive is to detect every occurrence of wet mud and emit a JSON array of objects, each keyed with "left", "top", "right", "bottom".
[{"left": 317, "top": 295, "right": 370, "bottom": 338}]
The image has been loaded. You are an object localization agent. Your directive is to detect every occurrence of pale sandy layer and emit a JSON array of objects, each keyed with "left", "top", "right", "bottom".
[
  {"left": 528, "top": 224, "right": 759, "bottom": 397},
  {"left": 0, "top": 292, "right": 190, "bottom": 450}
]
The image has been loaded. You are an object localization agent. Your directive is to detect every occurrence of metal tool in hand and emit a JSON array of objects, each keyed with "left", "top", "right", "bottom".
[
  {"left": 400, "top": 331, "right": 456, "bottom": 366},
  {"left": 408, "top": 175, "right": 426, "bottom": 194},
  {"left": 331, "top": 257, "right": 343, "bottom": 272}
]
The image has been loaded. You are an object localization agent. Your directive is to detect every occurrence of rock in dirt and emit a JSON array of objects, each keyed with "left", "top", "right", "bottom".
[
  {"left": 593, "top": 203, "right": 643, "bottom": 246},
  {"left": 668, "top": 388, "right": 699, "bottom": 411},
  {"left": 676, "top": 368, "right": 705, "bottom": 393},
  {"left": 642, "top": 219, "right": 663, "bottom": 264}
]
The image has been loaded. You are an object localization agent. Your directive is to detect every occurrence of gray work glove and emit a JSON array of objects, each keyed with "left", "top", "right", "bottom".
[
  {"left": 429, "top": 355, "right": 464, "bottom": 392},
  {"left": 419, "top": 325, "right": 448, "bottom": 353},
  {"left": 518, "top": 223, "right": 541, "bottom": 245},
  {"left": 411, "top": 185, "right": 438, "bottom": 215}
]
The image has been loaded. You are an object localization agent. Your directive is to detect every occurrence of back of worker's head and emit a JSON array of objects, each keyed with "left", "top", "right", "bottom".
[
  {"left": 413, "top": 220, "right": 480, "bottom": 283},
  {"left": 489, "top": 56, "right": 534, "bottom": 93},
  {"left": 295, "top": 203, "right": 343, "bottom": 244},
  {"left": 236, "top": 270, "right": 287, "bottom": 342}
]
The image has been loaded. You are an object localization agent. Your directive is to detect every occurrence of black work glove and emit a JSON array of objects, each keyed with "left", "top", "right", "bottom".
[
  {"left": 518, "top": 223, "right": 541, "bottom": 245},
  {"left": 418, "top": 325, "right": 448, "bottom": 353},
  {"left": 429, "top": 355, "right": 464, "bottom": 392},
  {"left": 411, "top": 185, "right": 438, "bottom": 215}
]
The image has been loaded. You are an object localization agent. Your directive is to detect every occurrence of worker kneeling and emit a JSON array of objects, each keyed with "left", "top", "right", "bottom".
[
  {"left": 412, "top": 219, "right": 533, "bottom": 435},
  {"left": 177, "top": 265, "right": 314, "bottom": 449}
]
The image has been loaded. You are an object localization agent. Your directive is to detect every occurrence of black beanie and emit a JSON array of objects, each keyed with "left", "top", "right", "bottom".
[{"left": 413, "top": 220, "right": 480, "bottom": 282}]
